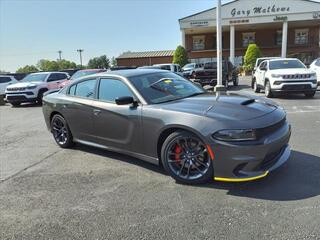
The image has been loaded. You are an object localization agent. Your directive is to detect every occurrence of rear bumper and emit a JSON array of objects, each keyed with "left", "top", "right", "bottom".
[{"left": 211, "top": 121, "right": 291, "bottom": 182}]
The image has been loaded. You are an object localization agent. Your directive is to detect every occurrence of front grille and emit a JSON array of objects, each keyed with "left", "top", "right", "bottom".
[
  {"left": 282, "top": 74, "right": 311, "bottom": 79},
  {"left": 7, "top": 87, "right": 26, "bottom": 91},
  {"left": 282, "top": 85, "right": 311, "bottom": 90},
  {"left": 6, "top": 95, "right": 28, "bottom": 101},
  {"left": 256, "top": 118, "right": 286, "bottom": 139}
]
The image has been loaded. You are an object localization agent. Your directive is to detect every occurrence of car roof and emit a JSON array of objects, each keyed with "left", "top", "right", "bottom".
[
  {"left": 91, "top": 69, "right": 169, "bottom": 78},
  {"left": 76, "top": 69, "right": 105, "bottom": 72},
  {"left": 268, "top": 58, "right": 300, "bottom": 62},
  {"left": 30, "top": 71, "right": 68, "bottom": 75}
]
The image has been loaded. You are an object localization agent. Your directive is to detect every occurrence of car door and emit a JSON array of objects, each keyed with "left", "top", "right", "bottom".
[
  {"left": 47, "top": 73, "right": 69, "bottom": 90},
  {"left": 91, "top": 77, "right": 142, "bottom": 153},
  {"left": 62, "top": 78, "right": 97, "bottom": 142},
  {"left": 256, "top": 61, "right": 267, "bottom": 86}
]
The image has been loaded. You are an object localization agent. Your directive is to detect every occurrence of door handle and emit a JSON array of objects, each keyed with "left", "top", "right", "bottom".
[{"left": 93, "top": 109, "right": 101, "bottom": 115}]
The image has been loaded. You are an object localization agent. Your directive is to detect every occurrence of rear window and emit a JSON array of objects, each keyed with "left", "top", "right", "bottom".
[{"left": 269, "top": 60, "right": 306, "bottom": 70}]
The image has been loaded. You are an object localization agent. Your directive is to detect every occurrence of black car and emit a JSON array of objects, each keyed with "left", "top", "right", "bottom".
[{"left": 193, "top": 61, "right": 239, "bottom": 88}]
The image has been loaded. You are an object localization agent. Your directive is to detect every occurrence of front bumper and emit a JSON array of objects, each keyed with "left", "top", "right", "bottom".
[
  {"left": 5, "top": 92, "right": 37, "bottom": 103},
  {"left": 271, "top": 81, "right": 317, "bottom": 92},
  {"left": 211, "top": 120, "right": 291, "bottom": 182}
]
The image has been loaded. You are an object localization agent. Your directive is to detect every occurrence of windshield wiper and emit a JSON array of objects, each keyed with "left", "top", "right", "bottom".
[{"left": 185, "top": 92, "right": 207, "bottom": 98}]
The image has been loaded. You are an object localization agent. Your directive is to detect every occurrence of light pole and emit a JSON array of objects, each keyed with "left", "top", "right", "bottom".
[
  {"left": 77, "top": 49, "right": 84, "bottom": 68},
  {"left": 58, "top": 50, "right": 62, "bottom": 61},
  {"left": 214, "top": 0, "right": 225, "bottom": 92}
]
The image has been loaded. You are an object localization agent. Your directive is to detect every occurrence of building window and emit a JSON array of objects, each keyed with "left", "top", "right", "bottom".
[
  {"left": 276, "top": 31, "right": 282, "bottom": 46},
  {"left": 192, "top": 35, "right": 205, "bottom": 50},
  {"left": 295, "top": 29, "right": 309, "bottom": 45},
  {"left": 242, "top": 32, "right": 255, "bottom": 47}
]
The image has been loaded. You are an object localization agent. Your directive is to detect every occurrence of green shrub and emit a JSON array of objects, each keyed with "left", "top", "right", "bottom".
[
  {"left": 244, "top": 44, "right": 262, "bottom": 71},
  {"left": 173, "top": 45, "right": 188, "bottom": 67}
]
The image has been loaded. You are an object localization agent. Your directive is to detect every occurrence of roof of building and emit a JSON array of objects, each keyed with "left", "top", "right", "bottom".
[{"left": 117, "top": 50, "right": 175, "bottom": 59}]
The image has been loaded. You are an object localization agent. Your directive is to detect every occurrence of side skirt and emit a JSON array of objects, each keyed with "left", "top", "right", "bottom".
[{"left": 73, "top": 138, "right": 159, "bottom": 165}]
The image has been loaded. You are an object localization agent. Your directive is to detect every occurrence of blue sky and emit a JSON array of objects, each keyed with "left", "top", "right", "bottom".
[{"left": 0, "top": 0, "right": 222, "bottom": 72}]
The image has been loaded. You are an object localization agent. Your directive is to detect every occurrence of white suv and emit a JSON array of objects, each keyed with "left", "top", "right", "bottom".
[
  {"left": 309, "top": 58, "right": 320, "bottom": 86},
  {"left": 252, "top": 58, "right": 317, "bottom": 98},
  {"left": 0, "top": 75, "right": 18, "bottom": 97},
  {"left": 5, "top": 72, "right": 69, "bottom": 106}
]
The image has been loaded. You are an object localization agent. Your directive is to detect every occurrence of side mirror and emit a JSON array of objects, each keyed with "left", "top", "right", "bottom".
[
  {"left": 115, "top": 96, "right": 135, "bottom": 105},
  {"left": 260, "top": 67, "right": 267, "bottom": 71}
]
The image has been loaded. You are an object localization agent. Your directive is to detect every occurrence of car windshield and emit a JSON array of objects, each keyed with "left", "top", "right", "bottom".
[
  {"left": 129, "top": 72, "right": 205, "bottom": 104},
  {"left": 182, "top": 64, "right": 194, "bottom": 70},
  {"left": 22, "top": 73, "right": 48, "bottom": 82},
  {"left": 70, "top": 70, "right": 101, "bottom": 80},
  {"left": 269, "top": 60, "right": 306, "bottom": 70}
]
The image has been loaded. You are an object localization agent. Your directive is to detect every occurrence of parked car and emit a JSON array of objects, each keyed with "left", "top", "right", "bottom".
[
  {"left": 5, "top": 72, "right": 69, "bottom": 106},
  {"left": 181, "top": 63, "right": 203, "bottom": 78},
  {"left": 42, "top": 69, "right": 291, "bottom": 184},
  {"left": 137, "top": 66, "right": 161, "bottom": 69},
  {"left": 153, "top": 64, "right": 182, "bottom": 75},
  {"left": 59, "top": 69, "right": 80, "bottom": 77},
  {"left": 252, "top": 57, "right": 280, "bottom": 79},
  {"left": 309, "top": 58, "right": 320, "bottom": 87},
  {"left": 0, "top": 75, "right": 18, "bottom": 101},
  {"left": 192, "top": 61, "right": 239, "bottom": 88},
  {"left": 58, "top": 69, "right": 105, "bottom": 88},
  {"left": 252, "top": 58, "right": 318, "bottom": 98}
]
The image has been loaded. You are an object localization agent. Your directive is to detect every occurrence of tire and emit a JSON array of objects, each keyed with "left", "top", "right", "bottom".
[
  {"left": 233, "top": 76, "right": 239, "bottom": 86},
  {"left": 37, "top": 89, "right": 47, "bottom": 105},
  {"left": 253, "top": 79, "right": 260, "bottom": 93},
  {"left": 51, "top": 114, "right": 74, "bottom": 148},
  {"left": 161, "top": 130, "right": 213, "bottom": 184},
  {"left": 11, "top": 102, "right": 21, "bottom": 107},
  {"left": 305, "top": 91, "right": 316, "bottom": 98},
  {"left": 264, "top": 81, "right": 274, "bottom": 98}
]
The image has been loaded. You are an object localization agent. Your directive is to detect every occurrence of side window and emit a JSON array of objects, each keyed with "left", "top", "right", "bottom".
[
  {"left": 47, "top": 73, "right": 68, "bottom": 82},
  {"left": 259, "top": 62, "right": 266, "bottom": 70},
  {"left": 98, "top": 78, "right": 133, "bottom": 103},
  {"left": 69, "top": 79, "right": 96, "bottom": 98},
  {"left": 316, "top": 59, "right": 320, "bottom": 67},
  {"left": 0, "top": 77, "right": 12, "bottom": 83},
  {"left": 69, "top": 84, "right": 76, "bottom": 96},
  {"left": 160, "top": 65, "right": 171, "bottom": 71}
]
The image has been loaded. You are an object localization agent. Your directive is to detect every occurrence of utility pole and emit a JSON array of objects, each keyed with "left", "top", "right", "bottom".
[
  {"left": 214, "top": 0, "right": 225, "bottom": 92},
  {"left": 77, "top": 49, "right": 84, "bottom": 68},
  {"left": 58, "top": 50, "right": 62, "bottom": 61}
]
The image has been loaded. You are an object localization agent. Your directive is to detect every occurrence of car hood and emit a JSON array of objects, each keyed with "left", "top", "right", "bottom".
[
  {"left": 8, "top": 81, "right": 41, "bottom": 88},
  {"left": 158, "top": 93, "right": 277, "bottom": 121},
  {"left": 270, "top": 68, "right": 314, "bottom": 74}
]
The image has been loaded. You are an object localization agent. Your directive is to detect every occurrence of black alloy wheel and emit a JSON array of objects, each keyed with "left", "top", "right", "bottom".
[
  {"left": 51, "top": 114, "right": 73, "bottom": 148},
  {"left": 161, "top": 131, "right": 213, "bottom": 184},
  {"left": 253, "top": 79, "right": 260, "bottom": 93}
]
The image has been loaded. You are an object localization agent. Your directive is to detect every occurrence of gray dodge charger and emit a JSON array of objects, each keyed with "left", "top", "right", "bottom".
[{"left": 42, "top": 69, "right": 291, "bottom": 184}]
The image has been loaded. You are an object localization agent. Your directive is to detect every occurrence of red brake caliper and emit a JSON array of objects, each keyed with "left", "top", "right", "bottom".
[{"left": 175, "top": 144, "right": 182, "bottom": 164}]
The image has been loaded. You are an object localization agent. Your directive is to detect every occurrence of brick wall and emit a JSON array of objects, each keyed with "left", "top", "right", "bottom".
[{"left": 116, "top": 56, "right": 173, "bottom": 67}]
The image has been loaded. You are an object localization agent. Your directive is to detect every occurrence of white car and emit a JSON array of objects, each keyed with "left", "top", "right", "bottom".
[
  {"left": 5, "top": 72, "right": 69, "bottom": 106},
  {"left": 309, "top": 58, "right": 320, "bottom": 86},
  {"left": 152, "top": 64, "right": 182, "bottom": 75},
  {"left": 252, "top": 58, "right": 317, "bottom": 98},
  {"left": 0, "top": 75, "right": 18, "bottom": 97}
]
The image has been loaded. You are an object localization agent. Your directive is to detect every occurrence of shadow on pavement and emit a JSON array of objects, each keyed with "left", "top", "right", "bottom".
[
  {"left": 74, "top": 143, "right": 320, "bottom": 201},
  {"left": 203, "top": 150, "right": 320, "bottom": 201}
]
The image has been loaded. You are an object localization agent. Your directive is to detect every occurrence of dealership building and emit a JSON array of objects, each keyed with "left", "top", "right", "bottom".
[{"left": 179, "top": 0, "right": 320, "bottom": 65}]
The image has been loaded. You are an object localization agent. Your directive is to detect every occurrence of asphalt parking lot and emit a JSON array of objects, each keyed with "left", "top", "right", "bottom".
[{"left": 1, "top": 76, "right": 320, "bottom": 240}]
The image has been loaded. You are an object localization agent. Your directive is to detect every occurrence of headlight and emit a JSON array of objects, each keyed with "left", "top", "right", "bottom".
[
  {"left": 310, "top": 73, "right": 317, "bottom": 78},
  {"left": 273, "top": 81, "right": 282, "bottom": 85},
  {"left": 213, "top": 129, "right": 257, "bottom": 141},
  {"left": 26, "top": 85, "right": 37, "bottom": 90},
  {"left": 271, "top": 74, "right": 282, "bottom": 78}
]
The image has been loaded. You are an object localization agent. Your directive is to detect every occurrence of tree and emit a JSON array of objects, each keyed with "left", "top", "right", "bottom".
[
  {"left": 243, "top": 44, "right": 262, "bottom": 71},
  {"left": 16, "top": 65, "right": 39, "bottom": 73},
  {"left": 87, "top": 55, "right": 110, "bottom": 69},
  {"left": 173, "top": 45, "right": 188, "bottom": 67},
  {"left": 57, "top": 59, "right": 77, "bottom": 70},
  {"left": 111, "top": 57, "right": 117, "bottom": 67},
  {"left": 36, "top": 59, "right": 78, "bottom": 71}
]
